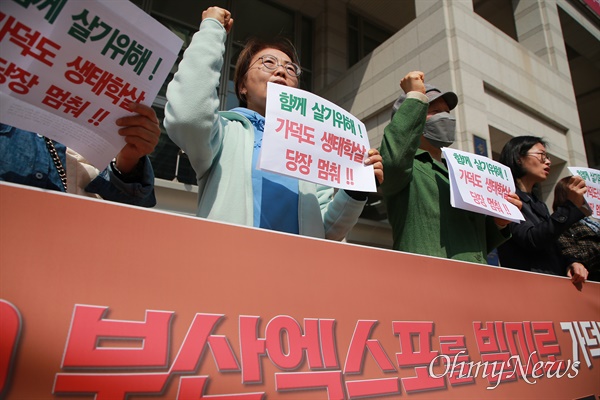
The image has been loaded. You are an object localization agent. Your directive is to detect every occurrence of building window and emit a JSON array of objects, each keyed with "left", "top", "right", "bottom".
[
  {"left": 150, "top": 15, "right": 198, "bottom": 100},
  {"left": 473, "top": 0, "right": 518, "bottom": 41},
  {"left": 228, "top": 0, "right": 313, "bottom": 102},
  {"left": 148, "top": 106, "right": 198, "bottom": 184},
  {"left": 137, "top": 0, "right": 313, "bottom": 185},
  {"left": 347, "top": 10, "right": 394, "bottom": 67}
]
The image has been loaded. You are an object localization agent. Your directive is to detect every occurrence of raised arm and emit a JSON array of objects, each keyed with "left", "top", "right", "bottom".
[
  {"left": 379, "top": 71, "right": 429, "bottom": 196},
  {"left": 85, "top": 102, "right": 159, "bottom": 207},
  {"left": 163, "top": 7, "right": 233, "bottom": 179}
]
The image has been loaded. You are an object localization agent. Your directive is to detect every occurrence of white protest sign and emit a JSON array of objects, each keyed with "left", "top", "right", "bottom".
[
  {"left": 568, "top": 166, "right": 600, "bottom": 219},
  {"left": 260, "top": 82, "right": 376, "bottom": 192},
  {"left": 442, "top": 147, "right": 524, "bottom": 223},
  {"left": 0, "top": 0, "right": 182, "bottom": 168}
]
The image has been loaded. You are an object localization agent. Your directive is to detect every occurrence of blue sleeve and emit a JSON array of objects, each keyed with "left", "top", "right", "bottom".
[{"left": 84, "top": 156, "right": 156, "bottom": 207}]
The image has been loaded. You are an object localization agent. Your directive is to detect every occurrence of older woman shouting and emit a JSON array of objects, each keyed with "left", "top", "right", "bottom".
[{"left": 165, "top": 6, "right": 382, "bottom": 240}]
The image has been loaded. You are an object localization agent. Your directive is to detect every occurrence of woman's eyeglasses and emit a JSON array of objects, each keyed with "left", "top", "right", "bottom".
[
  {"left": 526, "top": 152, "right": 551, "bottom": 163},
  {"left": 251, "top": 54, "right": 301, "bottom": 77}
]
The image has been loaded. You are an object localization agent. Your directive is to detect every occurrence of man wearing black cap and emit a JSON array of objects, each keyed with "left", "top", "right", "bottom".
[{"left": 379, "top": 71, "right": 514, "bottom": 264}]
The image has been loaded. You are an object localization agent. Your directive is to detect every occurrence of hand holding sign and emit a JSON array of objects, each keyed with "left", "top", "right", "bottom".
[
  {"left": 0, "top": 0, "right": 182, "bottom": 168},
  {"left": 568, "top": 167, "right": 600, "bottom": 218},
  {"left": 494, "top": 192, "right": 523, "bottom": 228},
  {"left": 443, "top": 147, "right": 524, "bottom": 223},
  {"left": 114, "top": 102, "right": 161, "bottom": 174}
]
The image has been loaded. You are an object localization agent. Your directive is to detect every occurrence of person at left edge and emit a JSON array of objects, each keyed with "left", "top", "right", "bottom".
[
  {"left": 164, "top": 6, "right": 383, "bottom": 239},
  {"left": 0, "top": 102, "right": 159, "bottom": 207}
]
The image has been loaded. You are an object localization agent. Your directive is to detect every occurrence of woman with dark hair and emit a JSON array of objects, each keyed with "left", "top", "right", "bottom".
[
  {"left": 553, "top": 177, "right": 600, "bottom": 282},
  {"left": 164, "top": 6, "right": 383, "bottom": 239},
  {"left": 497, "top": 136, "right": 589, "bottom": 285}
]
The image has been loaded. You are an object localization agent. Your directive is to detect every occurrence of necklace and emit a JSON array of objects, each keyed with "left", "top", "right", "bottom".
[{"left": 43, "top": 137, "right": 67, "bottom": 191}]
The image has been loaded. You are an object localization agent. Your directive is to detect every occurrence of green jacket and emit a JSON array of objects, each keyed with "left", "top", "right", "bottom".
[{"left": 379, "top": 94, "right": 508, "bottom": 264}]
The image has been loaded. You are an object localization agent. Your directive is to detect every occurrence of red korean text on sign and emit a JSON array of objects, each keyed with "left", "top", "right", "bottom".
[
  {"left": 473, "top": 321, "right": 570, "bottom": 387},
  {"left": 55, "top": 308, "right": 263, "bottom": 398},
  {"left": 470, "top": 191, "right": 487, "bottom": 207},
  {"left": 317, "top": 159, "right": 341, "bottom": 184},
  {"left": 275, "top": 118, "right": 315, "bottom": 145},
  {"left": 438, "top": 335, "right": 475, "bottom": 386},
  {"left": 561, "top": 321, "right": 600, "bottom": 369},
  {"left": 65, "top": 56, "right": 146, "bottom": 111},
  {"left": 0, "top": 13, "right": 60, "bottom": 67},
  {"left": 55, "top": 305, "right": 173, "bottom": 399},
  {"left": 285, "top": 149, "right": 312, "bottom": 175},
  {"left": 0, "top": 58, "right": 40, "bottom": 95},
  {"left": 486, "top": 177, "right": 511, "bottom": 197},
  {"left": 0, "top": 300, "right": 21, "bottom": 396},
  {"left": 342, "top": 320, "right": 401, "bottom": 398},
  {"left": 321, "top": 132, "right": 366, "bottom": 164},
  {"left": 459, "top": 169, "right": 482, "bottom": 188},
  {"left": 42, "top": 85, "right": 91, "bottom": 118},
  {"left": 394, "top": 321, "right": 445, "bottom": 393}
]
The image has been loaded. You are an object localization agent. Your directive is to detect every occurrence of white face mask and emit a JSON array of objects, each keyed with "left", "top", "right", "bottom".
[{"left": 424, "top": 112, "right": 456, "bottom": 148}]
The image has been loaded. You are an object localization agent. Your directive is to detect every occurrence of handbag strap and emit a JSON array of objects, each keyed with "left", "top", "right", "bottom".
[{"left": 43, "top": 137, "right": 67, "bottom": 191}]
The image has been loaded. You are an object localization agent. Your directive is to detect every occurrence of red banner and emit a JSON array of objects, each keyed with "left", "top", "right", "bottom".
[
  {"left": 0, "top": 182, "right": 599, "bottom": 399},
  {"left": 582, "top": 0, "right": 600, "bottom": 16}
]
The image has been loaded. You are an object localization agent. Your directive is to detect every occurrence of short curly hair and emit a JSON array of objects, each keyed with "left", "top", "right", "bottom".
[{"left": 233, "top": 37, "right": 301, "bottom": 107}]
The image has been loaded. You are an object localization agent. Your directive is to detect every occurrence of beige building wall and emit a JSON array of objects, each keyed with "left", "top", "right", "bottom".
[{"left": 318, "top": 0, "right": 591, "bottom": 205}]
